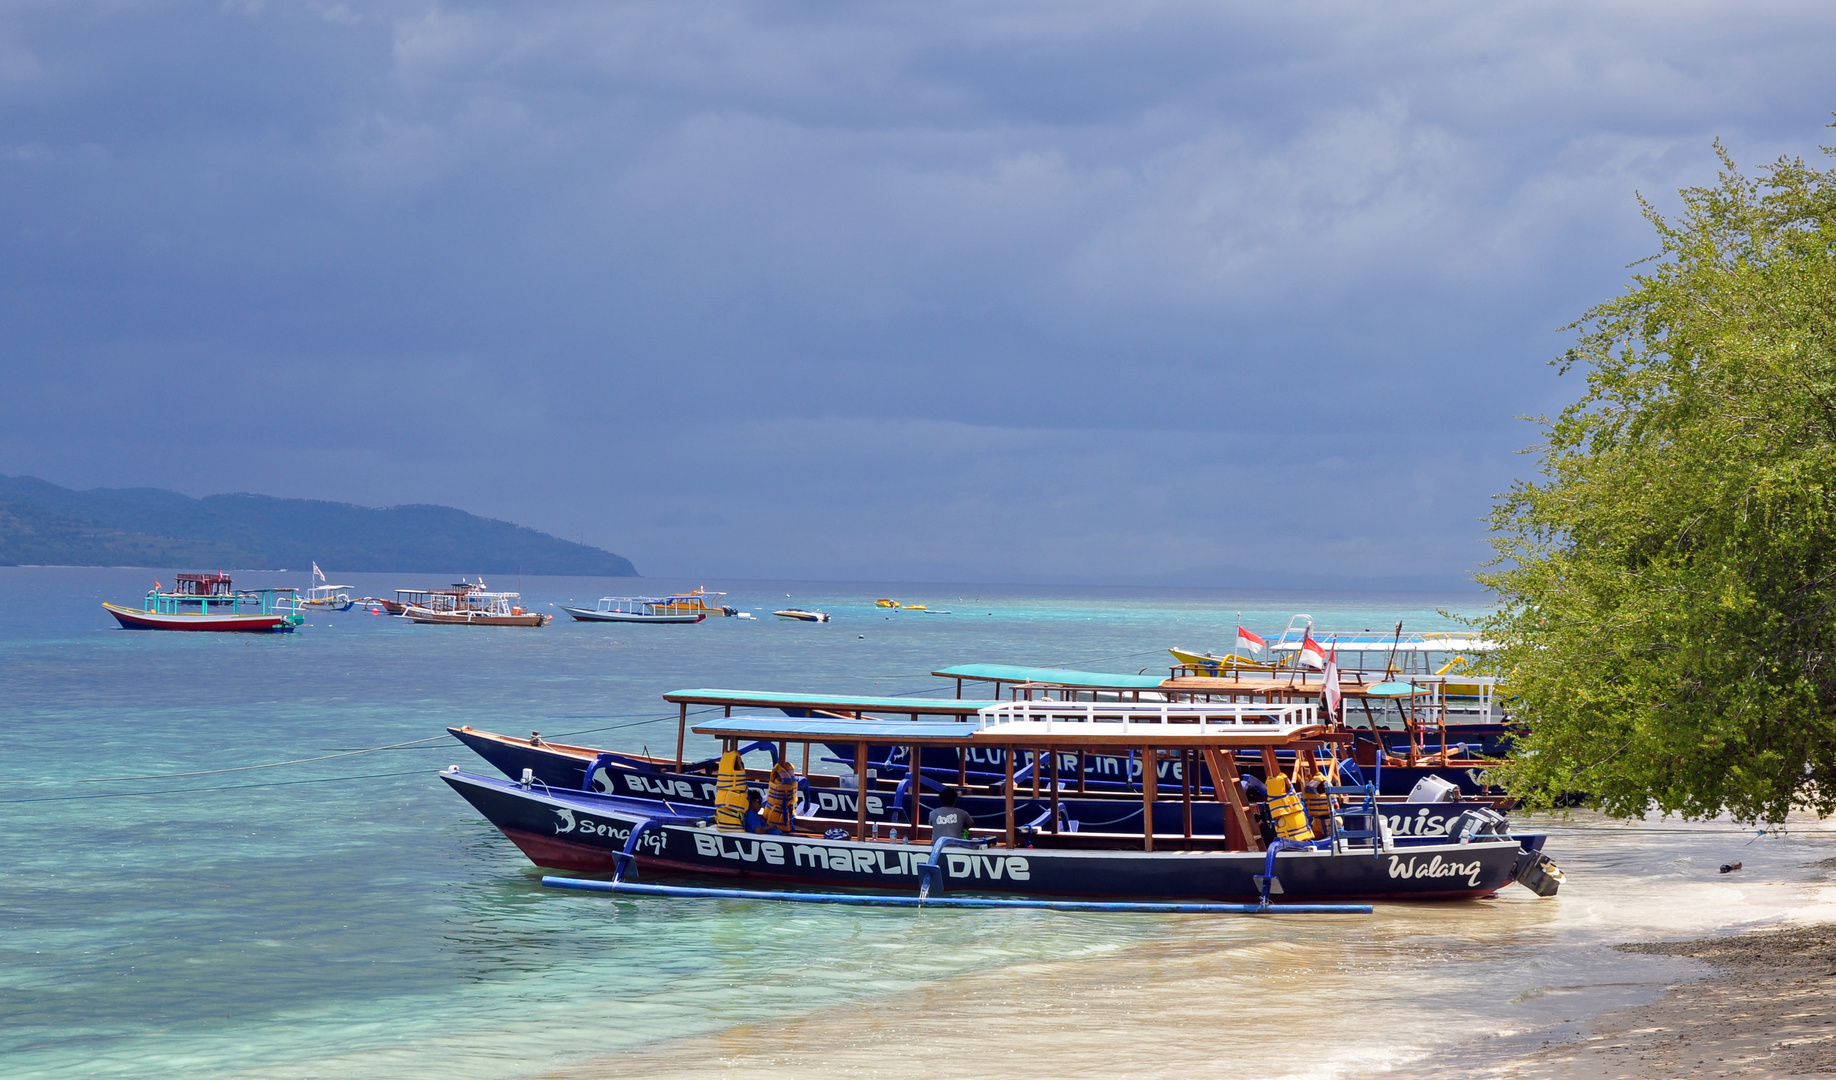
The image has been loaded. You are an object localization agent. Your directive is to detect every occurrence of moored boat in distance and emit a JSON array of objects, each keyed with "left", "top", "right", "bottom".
[
  {"left": 404, "top": 588, "right": 551, "bottom": 626},
  {"left": 103, "top": 573, "right": 304, "bottom": 632},
  {"left": 380, "top": 579, "right": 486, "bottom": 615},
  {"left": 1168, "top": 647, "right": 1272, "bottom": 676},
  {"left": 774, "top": 608, "right": 830, "bottom": 622},
  {"left": 653, "top": 587, "right": 734, "bottom": 617},
  {"left": 298, "top": 584, "right": 354, "bottom": 612},
  {"left": 560, "top": 597, "right": 707, "bottom": 624}
]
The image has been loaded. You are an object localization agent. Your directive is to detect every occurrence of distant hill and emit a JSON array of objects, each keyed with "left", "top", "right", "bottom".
[{"left": 0, "top": 476, "right": 638, "bottom": 576}]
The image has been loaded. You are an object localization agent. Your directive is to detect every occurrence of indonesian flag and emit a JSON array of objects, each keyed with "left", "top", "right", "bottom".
[
  {"left": 1299, "top": 634, "right": 1327, "bottom": 671},
  {"left": 1235, "top": 625, "right": 1266, "bottom": 657},
  {"left": 1320, "top": 644, "right": 1342, "bottom": 719},
  {"left": 313, "top": 562, "right": 326, "bottom": 582}
]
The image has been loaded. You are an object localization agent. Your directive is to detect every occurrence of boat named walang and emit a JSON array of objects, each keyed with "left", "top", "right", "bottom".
[
  {"left": 440, "top": 697, "right": 1563, "bottom": 905},
  {"left": 103, "top": 573, "right": 304, "bottom": 632},
  {"left": 404, "top": 589, "right": 551, "bottom": 626}
]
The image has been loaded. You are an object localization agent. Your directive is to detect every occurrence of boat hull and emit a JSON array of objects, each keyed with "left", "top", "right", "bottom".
[
  {"left": 441, "top": 771, "right": 1525, "bottom": 902},
  {"left": 406, "top": 610, "right": 551, "bottom": 626},
  {"left": 560, "top": 606, "right": 706, "bottom": 624},
  {"left": 103, "top": 603, "right": 297, "bottom": 632}
]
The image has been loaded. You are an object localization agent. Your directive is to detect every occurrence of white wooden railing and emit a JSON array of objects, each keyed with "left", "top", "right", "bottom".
[{"left": 975, "top": 699, "right": 1320, "bottom": 737}]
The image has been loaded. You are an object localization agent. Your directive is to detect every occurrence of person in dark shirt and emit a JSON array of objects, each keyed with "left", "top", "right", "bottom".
[
  {"left": 741, "top": 790, "right": 780, "bottom": 835},
  {"left": 927, "top": 787, "right": 975, "bottom": 840}
]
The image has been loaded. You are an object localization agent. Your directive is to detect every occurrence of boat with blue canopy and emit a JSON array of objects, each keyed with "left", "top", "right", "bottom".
[{"left": 440, "top": 698, "right": 1562, "bottom": 904}]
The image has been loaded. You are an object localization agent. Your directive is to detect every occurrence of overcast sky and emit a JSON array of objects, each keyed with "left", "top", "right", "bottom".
[{"left": 3, "top": 2, "right": 1834, "bottom": 586}]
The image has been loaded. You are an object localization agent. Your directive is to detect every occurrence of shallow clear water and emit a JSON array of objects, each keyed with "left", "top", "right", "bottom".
[{"left": 2, "top": 567, "right": 1827, "bottom": 1078}]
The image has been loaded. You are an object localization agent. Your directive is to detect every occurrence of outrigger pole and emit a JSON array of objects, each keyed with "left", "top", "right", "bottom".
[{"left": 540, "top": 877, "right": 1372, "bottom": 914}]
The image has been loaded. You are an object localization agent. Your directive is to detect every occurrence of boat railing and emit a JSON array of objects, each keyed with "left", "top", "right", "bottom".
[
  {"left": 975, "top": 699, "right": 1319, "bottom": 736},
  {"left": 1266, "top": 634, "right": 1500, "bottom": 654}
]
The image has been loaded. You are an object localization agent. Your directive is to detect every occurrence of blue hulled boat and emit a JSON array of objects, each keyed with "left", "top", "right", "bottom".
[{"left": 440, "top": 700, "right": 1562, "bottom": 904}]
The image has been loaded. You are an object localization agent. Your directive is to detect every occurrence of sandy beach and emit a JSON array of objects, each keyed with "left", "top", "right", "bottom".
[
  {"left": 1482, "top": 919, "right": 1836, "bottom": 1079},
  {"left": 530, "top": 918, "right": 1836, "bottom": 1080}
]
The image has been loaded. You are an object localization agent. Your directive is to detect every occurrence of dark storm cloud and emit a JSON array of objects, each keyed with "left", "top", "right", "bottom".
[{"left": 3, "top": 1, "right": 1834, "bottom": 583}]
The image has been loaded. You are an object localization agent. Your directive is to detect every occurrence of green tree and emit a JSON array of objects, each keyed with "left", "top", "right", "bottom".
[{"left": 1481, "top": 133, "right": 1836, "bottom": 823}]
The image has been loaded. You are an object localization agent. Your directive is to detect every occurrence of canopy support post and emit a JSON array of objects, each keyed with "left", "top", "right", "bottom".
[
  {"left": 1004, "top": 747, "right": 1016, "bottom": 849},
  {"left": 675, "top": 703, "right": 687, "bottom": 769},
  {"left": 909, "top": 744, "right": 923, "bottom": 843},
  {"left": 855, "top": 741, "right": 870, "bottom": 840},
  {"left": 1049, "top": 747, "right": 1060, "bottom": 835},
  {"left": 1141, "top": 747, "right": 1157, "bottom": 852},
  {"left": 1182, "top": 749, "right": 1193, "bottom": 839}
]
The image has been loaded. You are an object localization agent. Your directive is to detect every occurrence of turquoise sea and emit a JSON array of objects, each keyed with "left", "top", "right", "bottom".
[{"left": 4, "top": 566, "right": 1833, "bottom": 1079}]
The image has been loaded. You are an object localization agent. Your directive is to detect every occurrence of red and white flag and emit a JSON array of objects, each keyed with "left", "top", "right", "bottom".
[
  {"left": 1235, "top": 625, "right": 1266, "bottom": 657},
  {"left": 1299, "top": 634, "right": 1327, "bottom": 671},
  {"left": 313, "top": 562, "right": 326, "bottom": 582},
  {"left": 1320, "top": 643, "right": 1342, "bottom": 719}
]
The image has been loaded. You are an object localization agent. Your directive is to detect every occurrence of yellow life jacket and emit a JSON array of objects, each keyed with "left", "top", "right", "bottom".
[
  {"left": 1265, "top": 773, "right": 1312, "bottom": 842},
  {"left": 714, "top": 750, "right": 748, "bottom": 831},
  {"left": 762, "top": 761, "right": 799, "bottom": 831}
]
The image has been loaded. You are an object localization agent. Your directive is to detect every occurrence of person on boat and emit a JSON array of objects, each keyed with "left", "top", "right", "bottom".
[
  {"left": 1239, "top": 774, "right": 1278, "bottom": 846},
  {"left": 927, "top": 787, "right": 975, "bottom": 840},
  {"left": 742, "top": 790, "right": 781, "bottom": 835}
]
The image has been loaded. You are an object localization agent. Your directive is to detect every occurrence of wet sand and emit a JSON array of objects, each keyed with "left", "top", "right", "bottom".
[
  {"left": 533, "top": 918, "right": 1836, "bottom": 1080},
  {"left": 1483, "top": 921, "right": 1836, "bottom": 1079}
]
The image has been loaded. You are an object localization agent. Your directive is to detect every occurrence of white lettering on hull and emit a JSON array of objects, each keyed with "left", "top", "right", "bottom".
[
  {"left": 943, "top": 852, "right": 1032, "bottom": 881},
  {"left": 1380, "top": 808, "right": 1455, "bottom": 838},
  {"left": 551, "top": 808, "right": 665, "bottom": 854},
  {"left": 1386, "top": 853, "right": 1484, "bottom": 888}
]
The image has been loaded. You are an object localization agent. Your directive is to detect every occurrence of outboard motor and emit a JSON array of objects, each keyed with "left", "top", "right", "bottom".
[
  {"left": 1513, "top": 850, "right": 1565, "bottom": 896},
  {"left": 1449, "top": 806, "right": 1509, "bottom": 842},
  {"left": 1406, "top": 775, "right": 1460, "bottom": 803}
]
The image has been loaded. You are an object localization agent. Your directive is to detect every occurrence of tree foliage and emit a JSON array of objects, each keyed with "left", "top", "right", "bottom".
[{"left": 1481, "top": 135, "right": 1836, "bottom": 823}]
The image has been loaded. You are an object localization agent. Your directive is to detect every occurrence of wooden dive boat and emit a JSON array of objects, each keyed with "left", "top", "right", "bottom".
[
  {"left": 440, "top": 699, "right": 1560, "bottom": 902},
  {"left": 383, "top": 580, "right": 486, "bottom": 615},
  {"left": 773, "top": 608, "right": 830, "bottom": 622},
  {"left": 935, "top": 662, "right": 1516, "bottom": 788},
  {"left": 404, "top": 588, "right": 550, "bottom": 626},
  {"left": 447, "top": 724, "right": 1529, "bottom": 847},
  {"left": 104, "top": 574, "right": 303, "bottom": 632},
  {"left": 560, "top": 597, "right": 707, "bottom": 624}
]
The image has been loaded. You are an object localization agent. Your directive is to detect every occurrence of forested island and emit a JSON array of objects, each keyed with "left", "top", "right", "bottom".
[{"left": 0, "top": 476, "right": 638, "bottom": 577}]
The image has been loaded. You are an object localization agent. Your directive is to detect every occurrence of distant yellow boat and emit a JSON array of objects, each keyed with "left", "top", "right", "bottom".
[
  {"left": 1168, "top": 647, "right": 1272, "bottom": 675},
  {"left": 875, "top": 598, "right": 899, "bottom": 608}
]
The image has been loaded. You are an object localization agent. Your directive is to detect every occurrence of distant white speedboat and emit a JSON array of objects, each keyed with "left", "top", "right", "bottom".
[{"left": 773, "top": 608, "right": 830, "bottom": 622}]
